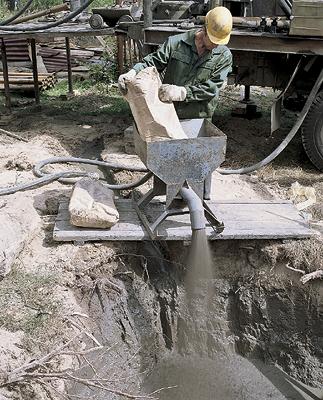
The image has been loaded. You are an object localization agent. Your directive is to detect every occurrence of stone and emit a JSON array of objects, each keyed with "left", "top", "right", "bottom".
[
  {"left": 69, "top": 178, "right": 119, "bottom": 229},
  {"left": 0, "top": 194, "right": 41, "bottom": 277},
  {"left": 124, "top": 67, "right": 187, "bottom": 142}
]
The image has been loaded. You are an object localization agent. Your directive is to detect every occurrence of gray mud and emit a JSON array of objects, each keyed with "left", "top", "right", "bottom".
[
  {"left": 142, "top": 354, "right": 323, "bottom": 400},
  {"left": 69, "top": 240, "right": 323, "bottom": 400}
]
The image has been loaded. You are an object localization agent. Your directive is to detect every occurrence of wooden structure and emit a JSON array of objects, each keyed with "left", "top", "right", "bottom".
[
  {"left": 0, "top": 23, "right": 114, "bottom": 110},
  {"left": 54, "top": 199, "right": 313, "bottom": 242}
]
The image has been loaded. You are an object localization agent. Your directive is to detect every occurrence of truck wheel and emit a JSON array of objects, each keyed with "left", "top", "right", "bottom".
[{"left": 301, "top": 91, "right": 323, "bottom": 171}]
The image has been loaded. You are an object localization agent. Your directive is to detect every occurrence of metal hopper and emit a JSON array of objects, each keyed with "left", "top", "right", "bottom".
[{"left": 133, "top": 118, "right": 227, "bottom": 238}]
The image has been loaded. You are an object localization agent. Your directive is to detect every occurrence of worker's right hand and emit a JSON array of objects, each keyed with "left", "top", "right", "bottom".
[{"left": 118, "top": 69, "right": 136, "bottom": 94}]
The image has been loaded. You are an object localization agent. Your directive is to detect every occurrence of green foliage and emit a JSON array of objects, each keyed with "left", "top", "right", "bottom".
[
  {"left": 29, "top": 0, "right": 61, "bottom": 12},
  {"left": 91, "top": 0, "right": 115, "bottom": 7},
  {"left": 0, "top": 0, "right": 10, "bottom": 19},
  {"left": 89, "top": 53, "right": 118, "bottom": 84}
]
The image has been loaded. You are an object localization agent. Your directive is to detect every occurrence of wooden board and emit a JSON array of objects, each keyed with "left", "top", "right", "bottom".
[{"left": 53, "top": 199, "right": 314, "bottom": 242}]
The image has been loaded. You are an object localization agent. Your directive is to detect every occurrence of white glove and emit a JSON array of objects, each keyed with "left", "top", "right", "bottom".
[
  {"left": 118, "top": 69, "right": 136, "bottom": 94},
  {"left": 159, "top": 84, "right": 187, "bottom": 103}
]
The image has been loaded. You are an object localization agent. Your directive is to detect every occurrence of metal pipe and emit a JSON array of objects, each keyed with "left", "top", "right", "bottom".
[
  {"left": 179, "top": 186, "right": 206, "bottom": 231},
  {"left": 12, "top": 3, "right": 69, "bottom": 24},
  {"left": 30, "top": 39, "right": 40, "bottom": 104}
]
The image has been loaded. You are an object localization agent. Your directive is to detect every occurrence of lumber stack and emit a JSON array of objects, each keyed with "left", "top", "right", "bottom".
[{"left": 0, "top": 72, "right": 57, "bottom": 92}]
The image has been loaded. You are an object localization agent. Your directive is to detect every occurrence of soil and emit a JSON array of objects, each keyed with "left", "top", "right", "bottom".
[{"left": 0, "top": 83, "right": 322, "bottom": 400}]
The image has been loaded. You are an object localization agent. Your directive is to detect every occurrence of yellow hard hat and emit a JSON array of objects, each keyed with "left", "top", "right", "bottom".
[{"left": 205, "top": 6, "right": 233, "bottom": 45}]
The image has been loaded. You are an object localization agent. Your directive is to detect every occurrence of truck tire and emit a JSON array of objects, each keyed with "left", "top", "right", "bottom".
[{"left": 301, "top": 91, "right": 323, "bottom": 171}]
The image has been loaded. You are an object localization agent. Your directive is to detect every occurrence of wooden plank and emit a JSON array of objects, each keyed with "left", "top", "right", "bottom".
[
  {"left": 53, "top": 199, "right": 313, "bottom": 242},
  {"left": 57, "top": 199, "right": 306, "bottom": 223}
]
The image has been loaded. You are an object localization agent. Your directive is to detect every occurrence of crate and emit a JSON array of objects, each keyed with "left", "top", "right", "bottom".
[{"left": 290, "top": 0, "right": 323, "bottom": 37}]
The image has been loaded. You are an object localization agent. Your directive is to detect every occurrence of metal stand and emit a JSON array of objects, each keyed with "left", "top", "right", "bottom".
[
  {"left": 30, "top": 39, "right": 40, "bottom": 105},
  {"left": 1, "top": 39, "right": 11, "bottom": 110},
  {"left": 133, "top": 176, "right": 224, "bottom": 240},
  {"left": 231, "top": 85, "right": 262, "bottom": 119},
  {"left": 65, "top": 37, "right": 74, "bottom": 95}
]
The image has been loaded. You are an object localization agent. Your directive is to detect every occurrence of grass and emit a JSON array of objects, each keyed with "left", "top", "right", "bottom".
[
  {"left": 262, "top": 237, "right": 323, "bottom": 275},
  {"left": 41, "top": 78, "right": 131, "bottom": 116},
  {"left": 279, "top": 238, "right": 323, "bottom": 273},
  {"left": 0, "top": 269, "right": 66, "bottom": 352}
]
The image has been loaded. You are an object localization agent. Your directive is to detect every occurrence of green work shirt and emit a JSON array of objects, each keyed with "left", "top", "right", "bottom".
[{"left": 132, "top": 29, "right": 232, "bottom": 119}]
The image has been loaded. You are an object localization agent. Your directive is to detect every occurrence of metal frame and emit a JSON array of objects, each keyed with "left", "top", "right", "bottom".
[
  {"left": 133, "top": 176, "right": 224, "bottom": 240},
  {"left": 143, "top": 26, "right": 323, "bottom": 56}
]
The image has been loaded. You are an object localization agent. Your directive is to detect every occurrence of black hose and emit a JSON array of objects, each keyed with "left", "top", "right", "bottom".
[
  {"left": 0, "top": 157, "right": 152, "bottom": 196},
  {"left": 34, "top": 156, "right": 148, "bottom": 176},
  {"left": 279, "top": 0, "right": 292, "bottom": 17},
  {"left": 0, "top": 171, "right": 88, "bottom": 196},
  {"left": 0, "top": 0, "right": 96, "bottom": 31},
  {"left": 0, "top": 0, "right": 34, "bottom": 26},
  {"left": 218, "top": 68, "right": 323, "bottom": 175}
]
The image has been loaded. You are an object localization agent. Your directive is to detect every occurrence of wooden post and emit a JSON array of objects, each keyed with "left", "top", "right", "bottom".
[
  {"left": 30, "top": 39, "right": 40, "bottom": 105},
  {"left": 65, "top": 37, "right": 73, "bottom": 95},
  {"left": 1, "top": 39, "right": 11, "bottom": 111},
  {"left": 143, "top": 0, "right": 153, "bottom": 28},
  {"left": 116, "top": 34, "right": 125, "bottom": 75}
]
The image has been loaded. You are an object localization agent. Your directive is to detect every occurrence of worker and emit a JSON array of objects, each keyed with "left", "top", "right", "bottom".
[{"left": 118, "top": 6, "right": 233, "bottom": 120}]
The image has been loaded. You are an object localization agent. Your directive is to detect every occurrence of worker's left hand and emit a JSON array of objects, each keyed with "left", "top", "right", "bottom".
[{"left": 159, "top": 84, "right": 187, "bottom": 103}]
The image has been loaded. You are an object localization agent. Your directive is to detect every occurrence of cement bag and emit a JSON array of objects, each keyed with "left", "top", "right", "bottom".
[
  {"left": 69, "top": 178, "right": 119, "bottom": 229},
  {"left": 124, "top": 67, "right": 187, "bottom": 141}
]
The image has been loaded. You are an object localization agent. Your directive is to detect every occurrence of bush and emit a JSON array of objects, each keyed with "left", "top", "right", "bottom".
[{"left": 89, "top": 55, "right": 118, "bottom": 84}]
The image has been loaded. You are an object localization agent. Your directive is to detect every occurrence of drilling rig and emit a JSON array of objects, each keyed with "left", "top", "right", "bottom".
[{"left": 90, "top": 0, "right": 323, "bottom": 171}]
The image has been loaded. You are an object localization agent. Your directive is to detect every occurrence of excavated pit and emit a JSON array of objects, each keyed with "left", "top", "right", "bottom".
[{"left": 69, "top": 240, "right": 323, "bottom": 400}]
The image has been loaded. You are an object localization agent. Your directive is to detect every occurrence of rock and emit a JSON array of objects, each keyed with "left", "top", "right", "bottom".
[
  {"left": 124, "top": 67, "right": 187, "bottom": 142},
  {"left": 69, "top": 178, "right": 119, "bottom": 229},
  {"left": 0, "top": 194, "right": 41, "bottom": 277},
  {"left": 0, "top": 329, "right": 25, "bottom": 373}
]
